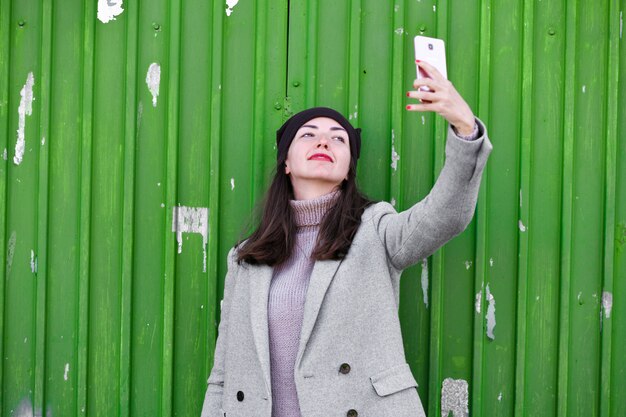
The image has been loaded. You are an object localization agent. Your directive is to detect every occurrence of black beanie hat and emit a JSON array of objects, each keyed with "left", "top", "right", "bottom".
[{"left": 276, "top": 107, "right": 362, "bottom": 162}]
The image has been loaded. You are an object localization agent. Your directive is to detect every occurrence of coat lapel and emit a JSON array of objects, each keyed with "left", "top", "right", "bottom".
[
  {"left": 248, "top": 257, "right": 344, "bottom": 398},
  {"left": 295, "top": 258, "right": 343, "bottom": 369}
]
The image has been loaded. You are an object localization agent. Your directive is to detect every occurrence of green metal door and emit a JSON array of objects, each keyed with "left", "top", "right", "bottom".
[{"left": 0, "top": 0, "right": 624, "bottom": 416}]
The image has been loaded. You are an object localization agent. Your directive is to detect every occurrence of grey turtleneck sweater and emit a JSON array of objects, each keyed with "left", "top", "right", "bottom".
[{"left": 268, "top": 189, "right": 340, "bottom": 417}]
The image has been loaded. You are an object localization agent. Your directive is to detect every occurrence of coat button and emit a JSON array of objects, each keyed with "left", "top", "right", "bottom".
[
  {"left": 339, "top": 363, "right": 351, "bottom": 374},
  {"left": 347, "top": 409, "right": 358, "bottom": 417},
  {"left": 236, "top": 391, "right": 244, "bottom": 401}
]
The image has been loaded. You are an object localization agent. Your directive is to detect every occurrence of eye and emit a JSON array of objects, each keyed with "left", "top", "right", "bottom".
[
  {"left": 301, "top": 132, "right": 315, "bottom": 138},
  {"left": 333, "top": 136, "right": 346, "bottom": 142}
]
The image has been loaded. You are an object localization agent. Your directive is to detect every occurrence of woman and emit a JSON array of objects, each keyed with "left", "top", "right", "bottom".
[{"left": 201, "top": 61, "right": 493, "bottom": 417}]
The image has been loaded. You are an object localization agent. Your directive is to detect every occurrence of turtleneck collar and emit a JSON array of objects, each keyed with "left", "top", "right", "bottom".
[{"left": 290, "top": 189, "right": 341, "bottom": 227}]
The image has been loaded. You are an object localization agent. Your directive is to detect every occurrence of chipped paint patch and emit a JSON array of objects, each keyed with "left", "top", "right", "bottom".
[
  {"left": 230, "top": 177, "right": 235, "bottom": 190},
  {"left": 172, "top": 206, "right": 209, "bottom": 272},
  {"left": 421, "top": 115, "right": 426, "bottom": 125},
  {"left": 6, "top": 231, "right": 17, "bottom": 276},
  {"left": 15, "top": 72, "right": 35, "bottom": 166},
  {"left": 146, "top": 63, "right": 161, "bottom": 107},
  {"left": 602, "top": 291, "right": 613, "bottom": 318},
  {"left": 475, "top": 283, "right": 483, "bottom": 314},
  {"left": 394, "top": 4, "right": 400, "bottom": 12},
  {"left": 30, "top": 250, "right": 37, "bottom": 273},
  {"left": 41, "top": 136, "right": 45, "bottom": 146},
  {"left": 464, "top": 260, "right": 472, "bottom": 270},
  {"left": 582, "top": 85, "right": 586, "bottom": 93},
  {"left": 2, "top": 148, "right": 6, "bottom": 160},
  {"left": 395, "top": 27, "right": 405, "bottom": 35},
  {"left": 518, "top": 219, "right": 526, "bottom": 232},
  {"left": 390, "top": 197, "right": 396, "bottom": 207},
  {"left": 489, "top": 257, "right": 494, "bottom": 267},
  {"left": 64, "top": 363, "right": 70, "bottom": 381},
  {"left": 486, "top": 284, "right": 496, "bottom": 340},
  {"left": 225, "top": 0, "right": 239, "bottom": 16},
  {"left": 433, "top": 4, "right": 437, "bottom": 12},
  {"left": 498, "top": 392, "right": 503, "bottom": 402},
  {"left": 441, "top": 378, "right": 469, "bottom": 417},
  {"left": 98, "top": 0, "right": 124, "bottom": 23},
  {"left": 390, "top": 129, "right": 400, "bottom": 171},
  {"left": 421, "top": 258, "right": 429, "bottom": 308}
]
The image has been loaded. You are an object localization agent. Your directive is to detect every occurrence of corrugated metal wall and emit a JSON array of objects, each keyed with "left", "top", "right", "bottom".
[{"left": 0, "top": 0, "right": 623, "bottom": 416}]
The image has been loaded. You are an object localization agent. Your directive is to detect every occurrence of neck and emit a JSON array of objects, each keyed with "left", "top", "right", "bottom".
[{"left": 291, "top": 181, "right": 341, "bottom": 200}]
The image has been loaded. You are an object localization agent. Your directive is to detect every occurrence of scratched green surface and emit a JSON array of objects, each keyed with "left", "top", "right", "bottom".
[{"left": 0, "top": 0, "right": 624, "bottom": 416}]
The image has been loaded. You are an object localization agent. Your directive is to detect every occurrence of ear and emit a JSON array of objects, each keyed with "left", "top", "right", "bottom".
[{"left": 285, "top": 161, "right": 291, "bottom": 175}]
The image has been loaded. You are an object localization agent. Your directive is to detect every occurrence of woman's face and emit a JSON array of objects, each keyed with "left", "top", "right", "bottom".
[{"left": 285, "top": 117, "right": 352, "bottom": 196}]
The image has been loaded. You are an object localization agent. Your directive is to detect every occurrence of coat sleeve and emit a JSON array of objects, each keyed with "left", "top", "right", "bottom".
[
  {"left": 201, "top": 246, "right": 238, "bottom": 417},
  {"left": 370, "top": 117, "right": 493, "bottom": 271}
]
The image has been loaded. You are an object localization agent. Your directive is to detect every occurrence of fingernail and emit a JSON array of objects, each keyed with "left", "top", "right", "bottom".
[
  {"left": 406, "top": 92, "right": 410, "bottom": 96},
  {"left": 406, "top": 105, "right": 411, "bottom": 110},
  {"left": 415, "top": 59, "right": 420, "bottom": 63}
]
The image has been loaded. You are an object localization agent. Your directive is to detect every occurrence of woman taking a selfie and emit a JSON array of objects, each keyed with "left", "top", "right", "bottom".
[{"left": 201, "top": 60, "right": 493, "bottom": 417}]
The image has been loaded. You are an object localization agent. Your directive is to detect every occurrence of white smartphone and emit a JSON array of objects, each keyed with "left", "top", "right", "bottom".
[{"left": 414, "top": 35, "right": 448, "bottom": 92}]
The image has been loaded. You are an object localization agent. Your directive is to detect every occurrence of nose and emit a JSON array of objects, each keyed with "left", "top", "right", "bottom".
[{"left": 316, "top": 133, "right": 330, "bottom": 148}]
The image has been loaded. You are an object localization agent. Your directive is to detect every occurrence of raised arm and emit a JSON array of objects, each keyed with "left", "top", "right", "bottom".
[{"left": 371, "top": 119, "right": 492, "bottom": 271}]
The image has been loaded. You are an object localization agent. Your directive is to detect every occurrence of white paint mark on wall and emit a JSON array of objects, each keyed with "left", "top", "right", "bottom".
[
  {"left": 602, "top": 291, "right": 613, "bottom": 318},
  {"left": 577, "top": 291, "right": 582, "bottom": 302},
  {"left": 30, "top": 250, "right": 37, "bottom": 273},
  {"left": 225, "top": 0, "right": 239, "bottom": 16},
  {"left": 98, "top": 0, "right": 124, "bottom": 23},
  {"left": 41, "top": 136, "right": 45, "bottom": 146},
  {"left": 390, "top": 197, "right": 396, "bottom": 207},
  {"left": 6, "top": 231, "right": 17, "bottom": 276},
  {"left": 486, "top": 283, "right": 496, "bottom": 340},
  {"left": 14, "top": 72, "right": 35, "bottom": 166},
  {"left": 394, "top": 4, "right": 400, "bottom": 12},
  {"left": 433, "top": 4, "right": 437, "bottom": 12},
  {"left": 582, "top": 85, "right": 586, "bottom": 93},
  {"left": 464, "top": 260, "right": 472, "bottom": 270},
  {"left": 395, "top": 27, "right": 405, "bottom": 35},
  {"left": 390, "top": 129, "right": 400, "bottom": 171},
  {"left": 475, "top": 283, "right": 483, "bottom": 314},
  {"left": 518, "top": 219, "right": 526, "bottom": 232},
  {"left": 64, "top": 363, "right": 70, "bottom": 381},
  {"left": 421, "top": 258, "right": 429, "bottom": 308},
  {"left": 441, "top": 378, "right": 469, "bottom": 417},
  {"left": 230, "top": 177, "right": 235, "bottom": 190},
  {"left": 146, "top": 63, "right": 161, "bottom": 107},
  {"left": 421, "top": 115, "right": 426, "bottom": 125},
  {"left": 498, "top": 392, "right": 503, "bottom": 402},
  {"left": 489, "top": 257, "right": 494, "bottom": 267},
  {"left": 172, "top": 206, "right": 209, "bottom": 272},
  {"left": 2, "top": 148, "right": 6, "bottom": 160}
]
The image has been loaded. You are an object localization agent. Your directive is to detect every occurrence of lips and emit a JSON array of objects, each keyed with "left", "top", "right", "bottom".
[{"left": 308, "top": 153, "right": 334, "bottom": 162}]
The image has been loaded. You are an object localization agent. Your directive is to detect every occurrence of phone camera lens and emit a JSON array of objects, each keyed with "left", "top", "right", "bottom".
[{"left": 428, "top": 43, "right": 433, "bottom": 50}]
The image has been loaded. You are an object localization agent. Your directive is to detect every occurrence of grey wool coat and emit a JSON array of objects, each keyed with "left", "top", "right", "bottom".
[{"left": 201, "top": 118, "right": 493, "bottom": 417}]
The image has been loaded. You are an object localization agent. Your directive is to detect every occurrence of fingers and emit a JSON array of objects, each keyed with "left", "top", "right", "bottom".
[
  {"left": 407, "top": 89, "right": 437, "bottom": 102},
  {"left": 416, "top": 60, "right": 446, "bottom": 82},
  {"left": 412, "top": 77, "right": 437, "bottom": 90},
  {"left": 406, "top": 103, "right": 437, "bottom": 112}
]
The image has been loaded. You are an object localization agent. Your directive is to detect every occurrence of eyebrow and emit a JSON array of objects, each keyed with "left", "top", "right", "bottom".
[{"left": 300, "top": 124, "right": 347, "bottom": 132}]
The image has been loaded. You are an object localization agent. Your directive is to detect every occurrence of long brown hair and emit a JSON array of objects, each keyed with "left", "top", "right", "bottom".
[{"left": 235, "top": 155, "right": 376, "bottom": 266}]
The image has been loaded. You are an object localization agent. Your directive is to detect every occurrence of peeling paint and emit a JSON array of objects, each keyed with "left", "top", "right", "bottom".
[
  {"left": 6, "top": 231, "right": 17, "bottom": 276},
  {"left": 433, "top": 4, "right": 437, "bottom": 12},
  {"left": 489, "top": 257, "right": 494, "bottom": 267},
  {"left": 395, "top": 27, "right": 405, "bottom": 35},
  {"left": 41, "top": 136, "right": 45, "bottom": 146},
  {"left": 97, "top": 0, "right": 124, "bottom": 23},
  {"left": 518, "top": 219, "right": 526, "bottom": 232},
  {"left": 498, "top": 392, "right": 503, "bottom": 402},
  {"left": 2, "top": 148, "right": 6, "bottom": 160},
  {"left": 582, "top": 85, "right": 586, "bottom": 93},
  {"left": 421, "top": 115, "right": 426, "bottom": 125},
  {"left": 172, "top": 206, "right": 209, "bottom": 272},
  {"left": 30, "top": 250, "right": 37, "bottom": 273},
  {"left": 421, "top": 258, "right": 429, "bottom": 308},
  {"left": 475, "top": 283, "right": 483, "bottom": 314},
  {"left": 15, "top": 72, "right": 35, "bottom": 166},
  {"left": 64, "top": 363, "right": 70, "bottom": 381},
  {"left": 602, "top": 291, "right": 613, "bottom": 318},
  {"left": 390, "top": 129, "right": 400, "bottom": 171},
  {"left": 225, "top": 0, "right": 239, "bottom": 16},
  {"left": 464, "top": 260, "right": 472, "bottom": 270},
  {"left": 441, "top": 378, "right": 469, "bottom": 417},
  {"left": 146, "top": 63, "right": 161, "bottom": 107},
  {"left": 485, "top": 283, "right": 496, "bottom": 340},
  {"left": 230, "top": 177, "right": 235, "bottom": 190}
]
